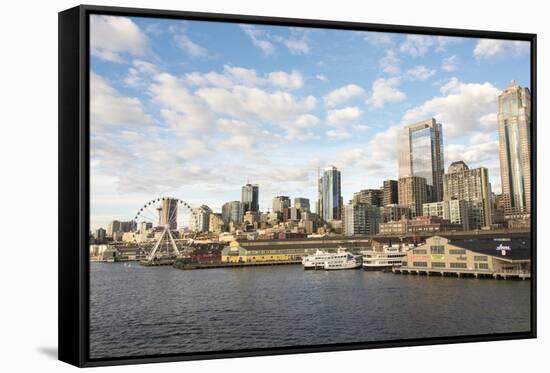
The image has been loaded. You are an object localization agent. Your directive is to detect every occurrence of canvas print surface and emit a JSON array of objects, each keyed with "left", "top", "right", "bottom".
[{"left": 88, "top": 14, "right": 532, "bottom": 359}]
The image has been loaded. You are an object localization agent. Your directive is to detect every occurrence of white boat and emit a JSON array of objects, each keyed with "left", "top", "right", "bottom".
[
  {"left": 302, "top": 247, "right": 362, "bottom": 270},
  {"left": 360, "top": 244, "right": 411, "bottom": 271}
]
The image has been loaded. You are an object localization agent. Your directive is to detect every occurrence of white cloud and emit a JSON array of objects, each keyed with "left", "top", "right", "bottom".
[
  {"left": 352, "top": 124, "right": 369, "bottom": 133},
  {"left": 91, "top": 72, "right": 153, "bottom": 129},
  {"left": 327, "top": 106, "right": 362, "bottom": 126},
  {"left": 399, "top": 35, "right": 435, "bottom": 57},
  {"left": 402, "top": 78, "right": 501, "bottom": 138},
  {"left": 241, "top": 25, "right": 275, "bottom": 55},
  {"left": 441, "top": 55, "right": 458, "bottom": 72},
  {"left": 149, "top": 72, "right": 214, "bottom": 135},
  {"left": 326, "top": 129, "right": 352, "bottom": 140},
  {"left": 90, "top": 15, "right": 150, "bottom": 63},
  {"left": 282, "top": 39, "right": 310, "bottom": 54},
  {"left": 267, "top": 70, "right": 304, "bottom": 90},
  {"left": 295, "top": 114, "right": 320, "bottom": 128},
  {"left": 324, "top": 84, "right": 366, "bottom": 107},
  {"left": 316, "top": 74, "right": 328, "bottom": 82},
  {"left": 124, "top": 60, "right": 158, "bottom": 87},
  {"left": 406, "top": 65, "right": 436, "bottom": 80},
  {"left": 366, "top": 78, "right": 407, "bottom": 108},
  {"left": 184, "top": 65, "right": 302, "bottom": 90},
  {"left": 364, "top": 32, "right": 394, "bottom": 46},
  {"left": 196, "top": 85, "right": 317, "bottom": 132},
  {"left": 400, "top": 35, "right": 461, "bottom": 57},
  {"left": 473, "top": 39, "right": 529, "bottom": 60},
  {"left": 174, "top": 34, "right": 207, "bottom": 57},
  {"left": 379, "top": 50, "right": 401, "bottom": 75}
]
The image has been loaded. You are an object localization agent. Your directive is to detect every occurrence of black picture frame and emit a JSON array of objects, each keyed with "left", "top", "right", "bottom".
[{"left": 58, "top": 4, "right": 537, "bottom": 367}]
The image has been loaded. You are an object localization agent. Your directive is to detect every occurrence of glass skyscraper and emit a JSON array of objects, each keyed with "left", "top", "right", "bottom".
[
  {"left": 497, "top": 80, "right": 531, "bottom": 216},
  {"left": 241, "top": 183, "right": 259, "bottom": 213},
  {"left": 318, "top": 165, "right": 342, "bottom": 222},
  {"left": 399, "top": 118, "right": 444, "bottom": 202}
]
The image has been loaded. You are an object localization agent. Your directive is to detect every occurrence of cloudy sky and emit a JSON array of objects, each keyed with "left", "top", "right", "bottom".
[{"left": 89, "top": 14, "right": 530, "bottom": 230}]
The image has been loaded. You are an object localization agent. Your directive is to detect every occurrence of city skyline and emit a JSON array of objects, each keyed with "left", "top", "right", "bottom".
[{"left": 90, "top": 15, "right": 531, "bottom": 230}]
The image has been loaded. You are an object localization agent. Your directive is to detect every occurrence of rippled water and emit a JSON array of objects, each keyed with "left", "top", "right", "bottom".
[{"left": 89, "top": 262, "right": 530, "bottom": 359}]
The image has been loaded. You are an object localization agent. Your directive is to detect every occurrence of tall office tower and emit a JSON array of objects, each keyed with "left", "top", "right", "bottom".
[
  {"left": 497, "top": 80, "right": 531, "bottom": 217},
  {"left": 352, "top": 189, "right": 382, "bottom": 206},
  {"left": 382, "top": 179, "right": 398, "bottom": 206},
  {"left": 272, "top": 196, "right": 291, "bottom": 213},
  {"left": 398, "top": 118, "right": 444, "bottom": 202},
  {"left": 318, "top": 165, "right": 342, "bottom": 222},
  {"left": 95, "top": 228, "right": 106, "bottom": 243},
  {"left": 294, "top": 197, "right": 310, "bottom": 211},
  {"left": 208, "top": 213, "right": 225, "bottom": 233},
  {"left": 107, "top": 220, "right": 121, "bottom": 237},
  {"left": 443, "top": 161, "right": 492, "bottom": 229},
  {"left": 158, "top": 198, "right": 178, "bottom": 229},
  {"left": 193, "top": 205, "right": 212, "bottom": 232},
  {"left": 398, "top": 176, "right": 428, "bottom": 218},
  {"left": 241, "top": 183, "right": 259, "bottom": 213},
  {"left": 222, "top": 201, "right": 244, "bottom": 226},
  {"left": 343, "top": 202, "right": 380, "bottom": 236}
]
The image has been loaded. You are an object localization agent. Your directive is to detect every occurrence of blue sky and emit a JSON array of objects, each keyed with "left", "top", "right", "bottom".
[{"left": 89, "top": 14, "right": 530, "bottom": 230}]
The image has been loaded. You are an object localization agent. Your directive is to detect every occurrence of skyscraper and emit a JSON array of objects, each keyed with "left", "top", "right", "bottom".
[
  {"left": 193, "top": 205, "right": 212, "bottom": 232},
  {"left": 398, "top": 118, "right": 444, "bottom": 202},
  {"left": 352, "top": 189, "right": 382, "bottom": 206},
  {"left": 318, "top": 165, "right": 342, "bottom": 222},
  {"left": 294, "top": 197, "right": 310, "bottom": 211},
  {"left": 398, "top": 176, "right": 427, "bottom": 218},
  {"left": 443, "top": 161, "right": 492, "bottom": 229},
  {"left": 159, "top": 198, "right": 178, "bottom": 229},
  {"left": 221, "top": 201, "right": 243, "bottom": 226},
  {"left": 343, "top": 202, "right": 380, "bottom": 236},
  {"left": 497, "top": 80, "right": 531, "bottom": 217},
  {"left": 382, "top": 179, "right": 398, "bottom": 206},
  {"left": 241, "top": 183, "right": 259, "bottom": 213},
  {"left": 272, "top": 196, "right": 291, "bottom": 213}
]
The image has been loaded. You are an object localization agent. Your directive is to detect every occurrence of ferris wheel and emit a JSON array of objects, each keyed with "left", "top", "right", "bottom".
[{"left": 132, "top": 197, "right": 197, "bottom": 262}]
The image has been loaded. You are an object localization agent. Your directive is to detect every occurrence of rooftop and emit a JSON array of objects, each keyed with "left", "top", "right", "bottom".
[{"left": 448, "top": 237, "right": 531, "bottom": 261}]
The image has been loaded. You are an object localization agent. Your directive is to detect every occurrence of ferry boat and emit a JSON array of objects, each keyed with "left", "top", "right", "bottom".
[
  {"left": 361, "top": 244, "right": 411, "bottom": 271},
  {"left": 302, "top": 248, "right": 362, "bottom": 270}
]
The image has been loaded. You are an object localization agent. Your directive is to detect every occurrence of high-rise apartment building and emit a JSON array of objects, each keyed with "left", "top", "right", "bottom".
[
  {"left": 382, "top": 179, "right": 399, "bottom": 206},
  {"left": 352, "top": 189, "right": 382, "bottom": 206},
  {"left": 398, "top": 176, "right": 428, "bottom": 218},
  {"left": 241, "top": 183, "right": 259, "bottom": 213},
  {"left": 343, "top": 202, "right": 380, "bottom": 236},
  {"left": 272, "top": 196, "right": 291, "bottom": 213},
  {"left": 443, "top": 161, "right": 492, "bottom": 229},
  {"left": 497, "top": 80, "right": 531, "bottom": 217},
  {"left": 422, "top": 199, "right": 469, "bottom": 230},
  {"left": 193, "top": 205, "right": 212, "bottom": 232},
  {"left": 318, "top": 165, "right": 342, "bottom": 222},
  {"left": 398, "top": 118, "right": 444, "bottom": 202}
]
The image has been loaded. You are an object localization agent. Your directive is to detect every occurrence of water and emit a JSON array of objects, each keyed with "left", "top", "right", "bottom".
[{"left": 89, "top": 263, "right": 531, "bottom": 359}]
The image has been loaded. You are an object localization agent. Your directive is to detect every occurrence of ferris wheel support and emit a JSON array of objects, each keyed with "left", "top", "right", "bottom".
[{"left": 132, "top": 197, "right": 197, "bottom": 263}]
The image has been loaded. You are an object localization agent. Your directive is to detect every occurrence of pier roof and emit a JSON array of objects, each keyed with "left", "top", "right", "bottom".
[{"left": 448, "top": 238, "right": 531, "bottom": 261}]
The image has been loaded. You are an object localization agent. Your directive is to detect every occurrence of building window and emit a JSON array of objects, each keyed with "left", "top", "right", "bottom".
[
  {"left": 478, "top": 263, "right": 489, "bottom": 269},
  {"left": 402, "top": 261, "right": 407, "bottom": 267},
  {"left": 413, "top": 261, "right": 427, "bottom": 267},
  {"left": 413, "top": 249, "right": 427, "bottom": 254},
  {"left": 474, "top": 256, "right": 488, "bottom": 261},
  {"left": 431, "top": 262, "right": 445, "bottom": 268},
  {"left": 450, "top": 262, "right": 467, "bottom": 269},
  {"left": 449, "top": 249, "right": 466, "bottom": 255},
  {"left": 430, "top": 245, "right": 445, "bottom": 254}
]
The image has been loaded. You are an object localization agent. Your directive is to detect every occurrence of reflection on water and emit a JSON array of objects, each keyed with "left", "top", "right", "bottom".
[{"left": 90, "top": 262, "right": 530, "bottom": 359}]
